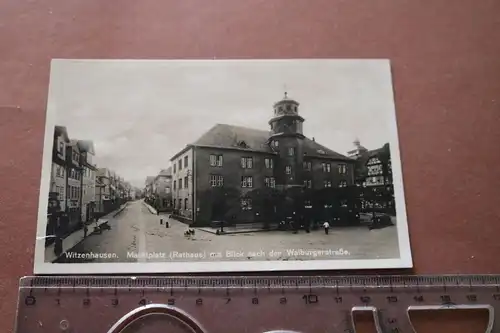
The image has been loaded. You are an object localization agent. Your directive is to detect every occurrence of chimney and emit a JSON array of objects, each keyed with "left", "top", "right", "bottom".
[{"left": 312, "top": 137, "right": 315, "bottom": 142}]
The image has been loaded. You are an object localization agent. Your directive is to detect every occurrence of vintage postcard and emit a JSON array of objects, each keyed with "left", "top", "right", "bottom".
[{"left": 34, "top": 59, "right": 412, "bottom": 274}]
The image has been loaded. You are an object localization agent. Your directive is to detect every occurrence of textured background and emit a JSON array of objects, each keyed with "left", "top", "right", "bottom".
[{"left": 1, "top": 0, "right": 500, "bottom": 331}]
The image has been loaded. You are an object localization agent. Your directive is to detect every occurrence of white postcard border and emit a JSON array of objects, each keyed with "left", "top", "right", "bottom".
[{"left": 33, "top": 59, "right": 413, "bottom": 274}]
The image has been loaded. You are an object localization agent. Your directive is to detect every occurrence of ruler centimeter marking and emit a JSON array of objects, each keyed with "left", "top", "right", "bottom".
[{"left": 15, "top": 275, "right": 500, "bottom": 333}]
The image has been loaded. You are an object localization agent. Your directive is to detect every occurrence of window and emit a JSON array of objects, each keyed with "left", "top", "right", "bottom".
[
  {"left": 303, "top": 180, "right": 312, "bottom": 188},
  {"left": 274, "top": 140, "right": 279, "bottom": 147},
  {"left": 285, "top": 166, "right": 292, "bottom": 174},
  {"left": 286, "top": 104, "right": 291, "bottom": 111},
  {"left": 55, "top": 166, "right": 60, "bottom": 177},
  {"left": 173, "top": 164, "right": 176, "bottom": 173},
  {"left": 173, "top": 180, "right": 176, "bottom": 190},
  {"left": 184, "top": 156, "right": 188, "bottom": 168},
  {"left": 173, "top": 199, "right": 176, "bottom": 207},
  {"left": 338, "top": 180, "right": 347, "bottom": 188},
  {"left": 184, "top": 198, "right": 188, "bottom": 210},
  {"left": 322, "top": 163, "right": 331, "bottom": 172},
  {"left": 178, "top": 179, "right": 182, "bottom": 189},
  {"left": 303, "top": 161, "right": 312, "bottom": 171},
  {"left": 324, "top": 180, "right": 332, "bottom": 188},
  {"left": 210, "top": 175, "right": 223, "bottom": 187},
  {"left": 58, "top": 141, "right": 64, "bottom": 153},
  {"left": 241, "top": 176, "right": 253, "bottom": 188},
  {"left": 241, "top": 157, "right": 253, "bottom": 169},
  {"left": 265, "top": 177, "right": 276, "bottom": 188},
  {"left": 209, "top": 155, "right": 216, "bottom": 166},
  {"left": 288, "top": 147, "right": 295, "bottom": 156},
  {"left": 338, "top": 164, "right": 347, "bottom": 174},
  {"left": 184, "top": 176, "right": 188, "bottom": 188},
  {"left": 241, "top": 198, "right": 252, "bottom": 210},
  {"left": 178, "top": 160, "right": 182, "bottom": 170},
  {"left": 210, "top": 154, "right": 223, "bottom": 167},
  {"left": 237, "top": 140, "right": 248, "bottom": 148},
  {"left": 265, "top": 158, "right": 273, "bottom": 169},
  {"left": 367, "top": 164, "right": 383, "bottom": 176}
]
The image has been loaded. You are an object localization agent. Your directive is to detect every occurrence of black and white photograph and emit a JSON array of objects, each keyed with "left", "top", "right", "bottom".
[{"left": 34, "top": 59, "right": 412, "bottom": 274}]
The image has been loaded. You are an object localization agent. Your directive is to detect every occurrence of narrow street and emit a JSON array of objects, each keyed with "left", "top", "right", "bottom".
[{"left": 59, "top": 200, "right": 399, "bottom": 263}]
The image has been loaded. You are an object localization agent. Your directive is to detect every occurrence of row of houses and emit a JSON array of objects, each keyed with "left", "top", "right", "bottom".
[
  {"left": 144, "top": 93, "right": 395, "bottom": 227},
  {"left": 144, "top": 168, "right": 173, "bottom": 212},
  {"left": 48, "top": 126, "right": 133, "bottom": 239}
]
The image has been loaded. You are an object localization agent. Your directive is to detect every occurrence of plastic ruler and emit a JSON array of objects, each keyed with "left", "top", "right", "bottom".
[{"left": 14, "top": 275, "right": 500, "bottom": 333}]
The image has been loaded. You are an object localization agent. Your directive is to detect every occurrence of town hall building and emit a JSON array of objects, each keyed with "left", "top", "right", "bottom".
[{"left": 170, "top": 93, "right": 358, "bottom": 226}]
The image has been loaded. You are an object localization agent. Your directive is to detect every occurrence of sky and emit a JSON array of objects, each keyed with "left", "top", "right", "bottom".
[{"left": 46, "top": 59, "right": 399, "bottom": 188}]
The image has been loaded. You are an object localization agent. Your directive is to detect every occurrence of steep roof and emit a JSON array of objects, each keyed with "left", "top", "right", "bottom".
[
  {"left": 77, "top": 140, "right": 95, "bottom": 155},
  {"left": 54, "top": 125, "right": 70, "bottom": 142},
  {"left": 145, "top": 176, "right": 155, "bottom": 185},
  {"left": 68, "top": 139, "right": 80, "bottom": 153},
  {"left": 302, "top": 137, "right": 353, "bottom": 161},
  {"left": 354, "top": 143, "right": 391, "bottom": 180},
  {"left": 158, "top": 167, "right": 172, "bottom": 177},
  {"left": 192, "top": 124, "right": 274, "bottom": 154},
  {"left": 182, "top": 123, "right": 352, "bottom": 161},
  {"left": 96, "top": 168, "right": 109, "bottom": 178}
]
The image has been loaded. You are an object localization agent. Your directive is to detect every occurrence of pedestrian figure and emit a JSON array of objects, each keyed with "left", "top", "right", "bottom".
[
  {"left": 323, "top": 221, "right": 330, "bottom": 235},
  {"left": 53, "top": 212, "right": 64, "bottom": 256}
]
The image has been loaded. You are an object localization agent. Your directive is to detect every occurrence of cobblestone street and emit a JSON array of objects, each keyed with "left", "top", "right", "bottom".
[{"left": 60, "top": 200, "right": 399, "bottom": 263}]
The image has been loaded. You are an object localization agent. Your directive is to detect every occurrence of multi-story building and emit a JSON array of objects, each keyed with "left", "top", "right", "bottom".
[
  {"left": 152, "top": 168, "right": 172, "bottom": 212},
  {"left": 66, "top": 140, "right": 83, "bottom": 230},
  {"left": 47, "top": 126, "right": 71, "bottom": 241},
  {"left": 77, "top": 140, "right": 97, "bottom": 222},
  {"left": 349, "top": 141, "right": 395, "bottom": 215},
  {"left": 170, "top": 93, "right": 356, "bottom": 226},
  {"left": 171, "top": 144, "right": 194, "bottom": 220},
  {"left": 144, "top": 176, "right": 155, "bottom": 201},
  {"left": 50, "top": 126, "right": 70, "bottom": 212},
  {"left": 95, "top": 168, "right": 112, "bottom": 216}
]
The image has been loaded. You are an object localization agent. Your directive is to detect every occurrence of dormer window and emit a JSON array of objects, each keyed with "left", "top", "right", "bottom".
[
  {"left": 317, "top": 149, "right": 326, "bottom": 155},
  {"left": 237, "top": 140, "right": 248, "bottom": 148},
  {"left": 274, "top": 140, "right": 279, "bottom": 147}
]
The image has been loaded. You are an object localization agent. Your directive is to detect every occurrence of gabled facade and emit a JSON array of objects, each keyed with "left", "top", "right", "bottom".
[
  {"left": 77, "top": 140, "right": 97, "bottom": 222},
  {"left": 65, "top": 140, "right": 83, "bottom": 229},
  {"left": 351, "top": 141, "right": 395, "bottom": 215},
  {"left": 50, "top": 126, "right": 70, "bottom": 211}
]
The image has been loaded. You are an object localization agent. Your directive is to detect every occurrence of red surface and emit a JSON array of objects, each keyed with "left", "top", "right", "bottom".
[{"left": 1, "top": 0, "right": 500, "bottom": 331}]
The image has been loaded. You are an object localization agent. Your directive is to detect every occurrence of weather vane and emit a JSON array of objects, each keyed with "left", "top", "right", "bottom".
[{"left": 283, "top": 84, "right": 288, "bottom": 98}]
